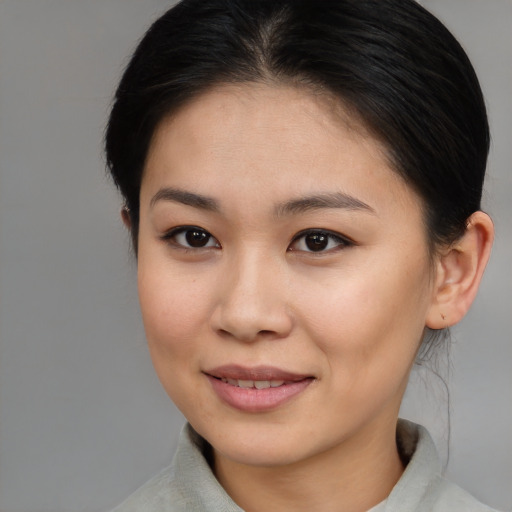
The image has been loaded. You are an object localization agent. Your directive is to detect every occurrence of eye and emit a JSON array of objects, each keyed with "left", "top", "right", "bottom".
[
  {"left": 161, "top": 226, "right": 220, "bottom": 249},
  {"left": 289, "top": 229, "right": 353, "bottom": 253}
]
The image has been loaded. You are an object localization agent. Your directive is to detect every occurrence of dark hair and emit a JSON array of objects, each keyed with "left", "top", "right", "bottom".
[{"left": 106, "top": 0, "right": 489, "bottom": 255}]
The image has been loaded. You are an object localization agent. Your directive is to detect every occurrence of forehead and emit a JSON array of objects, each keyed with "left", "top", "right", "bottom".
[
  {"left": 142, "top": 83, "right": 421, "bottom": 217},
  {"left": 151, "top": 83, "right": 379, "bottom": 153}
]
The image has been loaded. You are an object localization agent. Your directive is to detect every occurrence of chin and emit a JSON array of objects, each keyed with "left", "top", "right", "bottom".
[
  {"left": 192, "top": 416, "right": 326, "bottom": 468},
  {"left": 215, "top": 437, "right": 306, "bottom": 468}
]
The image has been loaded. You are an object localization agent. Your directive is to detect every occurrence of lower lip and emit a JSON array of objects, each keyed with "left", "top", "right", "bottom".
[{"left": 206, "top": 375, "right": 313, "bottom": 413}]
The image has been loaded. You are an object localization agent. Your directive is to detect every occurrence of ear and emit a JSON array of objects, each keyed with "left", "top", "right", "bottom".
[
  {"left": 426, "top": 211, "right": 494, "bottom": 329},
  {"left": 121, "top": 206, "right": 132, "bottom": 230}
]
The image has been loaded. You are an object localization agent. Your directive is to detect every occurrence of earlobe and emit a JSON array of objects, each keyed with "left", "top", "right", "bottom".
[
  {"left": 426, "top": 211, "right": 494, "bottom": 329},
  {"left": 121, "top": 206, "right": 132, "bottom": 230}
]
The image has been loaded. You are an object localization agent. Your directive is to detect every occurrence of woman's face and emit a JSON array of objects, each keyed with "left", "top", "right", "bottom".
[{"left": 137, "top": 84, "right": 437, "bottom": 467}]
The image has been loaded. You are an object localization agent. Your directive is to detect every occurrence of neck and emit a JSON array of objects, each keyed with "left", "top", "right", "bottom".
[{"left": 213, "top": 416, "right": 404, "bottom": 512}]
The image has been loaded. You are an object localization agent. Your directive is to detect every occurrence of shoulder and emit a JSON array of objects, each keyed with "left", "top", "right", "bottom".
[
  {"left": 386, "top": 420, "right": 501, "bottom": 512},
  {"left": 431, "top": 478, "right": 499, "bottom": 512},
  {"left": 109, "top": 465, "right": 190, "bottom": 512},
  {"left": 110, "top": 423, "right": 243, "bottom": 512}
]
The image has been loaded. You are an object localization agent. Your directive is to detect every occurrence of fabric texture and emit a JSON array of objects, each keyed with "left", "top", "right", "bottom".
[
  {"left": 367, "top": 500, "right": 387, "bottom": 512},
  {"left": 111, "top": 419, "right": 499, "bottom": 512}
]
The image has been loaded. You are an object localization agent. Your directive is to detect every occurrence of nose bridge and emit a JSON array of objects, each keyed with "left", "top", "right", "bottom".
[{"left": 212, "top": 246, "right": 292, "bottom": 342}]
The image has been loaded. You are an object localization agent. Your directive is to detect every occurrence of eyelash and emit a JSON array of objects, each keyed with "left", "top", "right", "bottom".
[
  {"left": 288, "top": 229, "right": 354, "bottom": 254},
  {"left": 160, "top": 226, "right": 221, "bottom": 250},
  {"left": 160, "top": 226, "right": 354, "bottom": 254}
]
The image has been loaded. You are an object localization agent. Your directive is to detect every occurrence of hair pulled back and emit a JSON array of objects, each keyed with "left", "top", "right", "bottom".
[{"left": 105, "top": 0, "right": 489, "bottom": 253}]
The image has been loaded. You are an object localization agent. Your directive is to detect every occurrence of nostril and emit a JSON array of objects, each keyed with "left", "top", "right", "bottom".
[
  {"left": 210, "top": 291, "right": 294, "bottom": 342},
  {"left": 214, "top": 326, "right": 288, "bottom": 343},
  {"left": 217, "top": 328, "right": 234, "bottom": 338}
]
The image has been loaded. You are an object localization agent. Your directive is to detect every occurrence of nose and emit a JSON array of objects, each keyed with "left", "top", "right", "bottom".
[{"left": 211, "top": 251, "right": 294, "bottom": 343}]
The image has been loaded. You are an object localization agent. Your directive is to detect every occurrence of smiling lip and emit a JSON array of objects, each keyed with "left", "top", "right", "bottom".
[{"left": 204, "top": 365, "right": 314, "bottom": 413}]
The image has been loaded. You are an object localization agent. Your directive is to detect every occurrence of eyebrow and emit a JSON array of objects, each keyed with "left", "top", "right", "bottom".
[
  {"left": 150, "top": 187, "right": 375, "bottom": 217},
  {"left": 150, "top": 187, "right": 220, "bottom": 212},
  {"left": 275, "top": 192, "right": 375, "bottom": 217}
]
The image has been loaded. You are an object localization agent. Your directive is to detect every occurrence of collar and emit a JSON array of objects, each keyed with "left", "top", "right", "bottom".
[{"left": 172, "top": 419, "right": 441, "bottom": 512}]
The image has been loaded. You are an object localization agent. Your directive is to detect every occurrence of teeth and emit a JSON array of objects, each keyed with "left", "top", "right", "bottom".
[
  {"left": 220, "top": 378, "right": 286, "bottom": 389},
  {"left": 254, "top": 380, "right": 271, "bottom": 389},
  {"left": 237, "top": 379, "right": 254, "bottom": 388}
]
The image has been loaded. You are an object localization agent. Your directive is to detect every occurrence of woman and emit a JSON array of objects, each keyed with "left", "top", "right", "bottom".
[{"left": 106, "top": 0, "right": 497, "bottom": 510}]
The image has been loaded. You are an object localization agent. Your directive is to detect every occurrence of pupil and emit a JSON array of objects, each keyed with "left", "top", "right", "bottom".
[
  {"left": 305, "top": 233, "right": 328, "bottom": 251},
  {"left": 186, "top": 230, "right": 210, "bottom": 247}
]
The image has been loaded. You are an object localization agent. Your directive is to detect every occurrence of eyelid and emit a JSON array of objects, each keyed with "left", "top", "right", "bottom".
[
  {"left": 288, "top": 228, "right": 355, "bottom": 253},
  {"left": 159, "top": 225, "right": 353, "bottom": 253},
  {"left": 160, "top": 225, "right": 221, "bottom": 249}
]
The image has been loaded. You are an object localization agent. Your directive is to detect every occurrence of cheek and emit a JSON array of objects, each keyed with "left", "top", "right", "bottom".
[
  {"left": 292, "top": 264, "right": 431, "bottom": 424},
  {"left": 137, "top": 261, "right": 218, "bottom": 413},
  {"left": 137, "top": 259, "right": 214, "bottom": 359},
  {"left": 294, "top": 256, "right": 432, "bottom": 367}
]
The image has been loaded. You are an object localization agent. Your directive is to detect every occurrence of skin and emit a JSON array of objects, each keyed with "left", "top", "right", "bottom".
[{"left": 133, "top": 84, "right": 493, "bottom": 512}]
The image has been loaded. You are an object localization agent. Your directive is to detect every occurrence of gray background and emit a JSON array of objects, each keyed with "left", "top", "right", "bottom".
[{"left": 0, "top": 1, "right": 510, "bottom": 511}]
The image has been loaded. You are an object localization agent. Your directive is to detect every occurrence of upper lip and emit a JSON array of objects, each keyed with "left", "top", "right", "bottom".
[{"left": 204, "top": 365, "right": 312, "bottom": 382}]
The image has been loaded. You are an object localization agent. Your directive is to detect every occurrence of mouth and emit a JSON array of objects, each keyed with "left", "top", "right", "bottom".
[
  {"left": 217, "top": 377, "right": 289, "bottom": 389},
  {"left": 205, "top": 364, "right": 312, "bottom": 382},
  {"left": 204, "top": 365, "right": 315, "bottom": 412}
]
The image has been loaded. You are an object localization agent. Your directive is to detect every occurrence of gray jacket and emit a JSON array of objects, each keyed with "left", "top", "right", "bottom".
[{"left": 112, "top": 420, "right": 499, "bottom": 511}]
